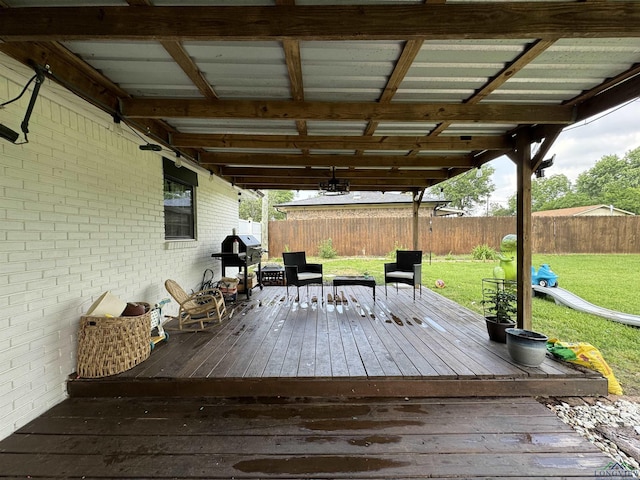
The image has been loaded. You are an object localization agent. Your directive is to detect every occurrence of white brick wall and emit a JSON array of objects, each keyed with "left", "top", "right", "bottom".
[{"left": 0, "top": 55, "right": 239, "bottom": 440}]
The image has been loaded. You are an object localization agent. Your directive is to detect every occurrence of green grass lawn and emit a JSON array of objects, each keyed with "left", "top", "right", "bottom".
[{"left": 277, "top": 254, "right": 640, "bottom": 395}]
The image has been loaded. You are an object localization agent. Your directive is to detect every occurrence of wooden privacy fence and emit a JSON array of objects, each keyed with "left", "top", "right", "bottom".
[{"left": 268, "top": 216, "right": 640, "bottom": 258}]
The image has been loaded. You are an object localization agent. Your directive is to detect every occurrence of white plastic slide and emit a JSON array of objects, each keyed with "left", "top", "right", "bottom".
[{"left": 532, "top": 285, "right": 640, "bottom": 327}]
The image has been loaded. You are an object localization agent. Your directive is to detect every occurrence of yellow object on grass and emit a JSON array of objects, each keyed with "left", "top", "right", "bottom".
[{"left": 547, "top": 338, "right": 623, "bottom": 395}]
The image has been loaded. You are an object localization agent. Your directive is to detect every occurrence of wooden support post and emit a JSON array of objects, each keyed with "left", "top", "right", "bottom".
[
  {"left": 515, "top": 132, "right": 533, "bottom": 330},
  {"left": 261, "top": 190, "right": 269, "bottom": 258},
  {"left": 412, "top": 189, "right": 425, "bottom": 251}
]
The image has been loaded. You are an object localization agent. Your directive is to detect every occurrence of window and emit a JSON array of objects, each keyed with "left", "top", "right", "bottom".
[{"left": 163, "top": 157, "right": 198, "bottom": 240}]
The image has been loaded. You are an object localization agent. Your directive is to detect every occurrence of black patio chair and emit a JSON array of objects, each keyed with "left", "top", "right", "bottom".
[
  {"left": 282, "top": 251, "right": 323, "bottom": 298},
  {"left": 384, "top": 250, "right": 423, "bottom": 301}
]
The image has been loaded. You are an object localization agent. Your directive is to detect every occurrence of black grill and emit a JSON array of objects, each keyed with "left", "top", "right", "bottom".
[{"left": 212, "top": 234, "right": 263, "bottom": 298}]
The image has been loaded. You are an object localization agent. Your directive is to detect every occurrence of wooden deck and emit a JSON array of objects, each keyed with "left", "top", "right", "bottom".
[
  {"left": 0, "top": 396, "right": 613, "bottom": 478},
  {"left": 1, "top": 286, "right": 614, "bottom": 479},
  {"left": 67, "top": 285, "right": 607, "bottom": 398}
]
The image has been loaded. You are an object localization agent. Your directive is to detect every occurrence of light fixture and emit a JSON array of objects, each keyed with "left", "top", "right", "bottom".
[
  {"left": 0, "top": 124, "right": 19, "bottom": 143},
  {"left": 139, "top": 143, "right": 162, "bottom": 151},
  {"left": 319, "top": 167, "right": 350, "bottom": 196},
  {"left": 0, "top": 64, "right": 48, "bottom": 144},
  {"left": 112, "top": 113, "right": 123, "bottom": 136},
  {"left": 535, "top": 154, "right": 555, "bottom": 178},
  {"left": 476, "top": 166, "right": 483, "bottom": 178},
  {"left": 120, "top": 117, "right": 162, "bottom": 152}
]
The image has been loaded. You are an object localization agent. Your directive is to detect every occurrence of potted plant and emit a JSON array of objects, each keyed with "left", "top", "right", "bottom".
[{"left": 481, "top": 278, "right": 517, "bottom": 343}]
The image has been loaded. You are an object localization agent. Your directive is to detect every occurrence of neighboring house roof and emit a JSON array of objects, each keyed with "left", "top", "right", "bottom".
[
  {"left": 277, "top": 191, "right": 424, "bottom": 207},
  {"left": 533, "top": 205, "right": 636, "bottom": 217},
  {"left": 276, "top": 191, "right": 463, "bottom": 216}
]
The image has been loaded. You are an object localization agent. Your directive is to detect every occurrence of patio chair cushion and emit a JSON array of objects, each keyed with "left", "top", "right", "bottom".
[
  {"left": 298, "top": 272, "right": 323, "bottom": 281},
  {"left": 386, "top": 270, "right": 415, "bottom": 280}
]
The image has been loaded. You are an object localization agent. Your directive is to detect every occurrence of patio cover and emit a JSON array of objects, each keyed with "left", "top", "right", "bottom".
[{"left": 1, "top": 0, "right": 639, "bottom": 327}]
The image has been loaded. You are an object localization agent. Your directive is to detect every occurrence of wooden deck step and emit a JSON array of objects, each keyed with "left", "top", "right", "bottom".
[{"left": 0, "top": 396, "right": 612, "bottom": 479}]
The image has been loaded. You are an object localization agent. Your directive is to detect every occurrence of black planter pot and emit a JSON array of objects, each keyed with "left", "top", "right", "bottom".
[{"left": 485, "top": 316, "right": 516, "bottom": 343}]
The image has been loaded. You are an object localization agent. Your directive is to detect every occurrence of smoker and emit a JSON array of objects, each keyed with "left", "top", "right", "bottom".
[{"left": 212, "top": 234, "right": 263, "bottom": 298}]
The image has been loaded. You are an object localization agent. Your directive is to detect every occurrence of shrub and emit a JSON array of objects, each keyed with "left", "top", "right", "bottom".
[
  {"left": 472, "top": 244, "right": 496, "bottom": 261},
  {"left": 387, "top": 241, "right": 407, "bottom": 259},
  {"left": 318, "top": 238, "right": 338, "bottom": 258}
]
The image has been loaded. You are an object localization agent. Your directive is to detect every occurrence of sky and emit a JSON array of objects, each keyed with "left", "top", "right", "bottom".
[{"left": 489, "top": 99, "right": 640, "bottom": 207}]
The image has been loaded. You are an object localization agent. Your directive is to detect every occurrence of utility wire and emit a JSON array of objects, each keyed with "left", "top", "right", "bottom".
[
  {"left": 0, "top": 74, "right": 38, "bottom": 108},
  {"left": 562, "top": 97, "right": 639, "bottom": 133}
]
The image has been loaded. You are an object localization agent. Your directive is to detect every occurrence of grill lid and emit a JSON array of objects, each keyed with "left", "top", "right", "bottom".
[{"left": 222, "top": 234, "right": 261, "bottom": 252}]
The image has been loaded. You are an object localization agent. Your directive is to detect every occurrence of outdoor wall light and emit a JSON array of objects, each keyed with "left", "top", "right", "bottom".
[
  {"left": 0, "top": 64, "right": 48, "bottom": 144},
  {"left": 139, "top": 143, "right": 162, "bottom": 151},
  {"left": 535, "top": 154, "right": 555, "bottom": 178},
  {"left": 0, "top": 123, "right": 19, "bottom": 143}
]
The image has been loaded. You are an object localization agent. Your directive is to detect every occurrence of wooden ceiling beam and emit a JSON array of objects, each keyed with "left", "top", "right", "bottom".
[
  {"left": 0, "top": 41, "right": 176, "bottom": 149},
  {"left": 2, "top": 4, "right": 640, "bottom": 41},
  {"left": 566, "top": 63, "right": 640, "bottom": 108},
  {"left": 199, "top": 152, "right": 473, "bottom": 168},
  {"left": 0, "top": 41, "right": 125, "bottom": 112},
  {"left": 281, "top": 37, "right": 310, "bottom": 149},
  {"left": 219, "top": 167, "right": 449, "bottom": 180},
  {"left": 424, "top": 38, "right": 556, "bottom": 142},
  {"left": 120, "top": 99, "right": 573, "bottom": 124},
  {"left": 173, "top": 133, "right": 511, "bottom": 150},
  {"left": 358, "top": 39, "right": 425, "bottom": 152},
  {"left": 227, "top": 176, "right": 437, "bottom": 188},
  {"left": 160, "top": 41, "right": 219, "bottom": 100},
  {"left": 573, "top": 69, "right": 640, "bottom": 122},
  {"left": 469, "top": 39, "right": 557, "bottom": 105},
  {"left": 128, "top": 0, "right": 219, "bottom": 99},
  {"left": 231, "top": 183, "right": 436, "bottom": 192},
  {"left": 378, "top": 39, "right": 424, "bottom": 104}
]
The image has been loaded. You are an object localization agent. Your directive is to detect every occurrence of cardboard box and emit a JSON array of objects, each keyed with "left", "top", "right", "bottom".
[
  {"left": 218, "top": 277, "right": 239, "bottom": 301},
  {"left": 85, "top": 291, "right": 127, "bottom": 317},
  {"left": 237, "top": 274, "right": 257, "bottom": 292}
]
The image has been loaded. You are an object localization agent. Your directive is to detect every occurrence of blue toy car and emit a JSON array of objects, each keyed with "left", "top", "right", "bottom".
[{"left": 531, "top": 264, "right": 558, "bottom": 287}]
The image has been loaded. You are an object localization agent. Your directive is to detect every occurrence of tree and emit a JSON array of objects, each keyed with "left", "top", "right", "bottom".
[
  {"left": 490, "top": 203, "right": 514, "bottom": 216},
  {"left": 239, "top": 190, "right": 294, "bottom": 222},
  {"left": 497, "top": 146, "right": 640, "bottom": 215},
  {"left": 575, "top": 154, "right": 628, "bottom": 199},
  {"left": 575, "top": 147, "right": 640, "bottom": 214},
  {"left": 602, "top": 187, "right": 640, "bottom": 214},
  {"left": 430, "top": 165, "right": 495, "bottom": 214},
  {"left": 529, "top": 174, "right": 573, "bottom": 211},
  {"left": 500, "top": 174, "right": 576, "bottom": 215}
]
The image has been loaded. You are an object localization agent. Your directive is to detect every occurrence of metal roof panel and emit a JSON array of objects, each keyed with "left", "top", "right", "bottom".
[
  {"left": 169, "top": 118, "right": 298, "bottom": 135},
  {"left": 300, "top": 41, "right": 403, "bottom": 102}
]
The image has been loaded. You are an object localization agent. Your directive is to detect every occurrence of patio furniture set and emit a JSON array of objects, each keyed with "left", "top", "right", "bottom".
[
  {"left": 161, "top": 250, "right": 422, "bottom": 333},
  {"left": 282, "top": 250, "right": 422, "bottom": 301}
]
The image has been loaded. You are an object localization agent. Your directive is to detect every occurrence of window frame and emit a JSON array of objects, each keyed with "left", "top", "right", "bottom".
[{"left": 163, "top": 157, "right": 198, "bottom": 241}]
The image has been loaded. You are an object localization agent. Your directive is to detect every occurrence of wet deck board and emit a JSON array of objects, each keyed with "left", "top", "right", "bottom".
[
  {"left": 0, "top": 397, "right": 612, "bottom": 479},
  {"left": 67, "top": 285, "right": 607, "bottom": 398}
]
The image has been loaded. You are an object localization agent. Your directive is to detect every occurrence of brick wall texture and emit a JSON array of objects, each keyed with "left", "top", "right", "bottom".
[
  {"left": 284, "top": 205, "right": 437, "bottom": 220},
  {"left": 0, "top": 56, "right": 238, "bottom": 440}
]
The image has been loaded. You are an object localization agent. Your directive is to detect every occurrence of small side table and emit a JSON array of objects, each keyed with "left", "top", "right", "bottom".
[
  {"left": 332, "top": 276, "right": 376, "bottom": 301},
  {"left": 260, "top": 265, "right": 285, "bottom": 286}
]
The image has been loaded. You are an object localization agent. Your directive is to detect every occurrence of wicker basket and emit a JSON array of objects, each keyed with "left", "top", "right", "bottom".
[{"left": 76, "top": 311, "right": 151, "bottom": 378}]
